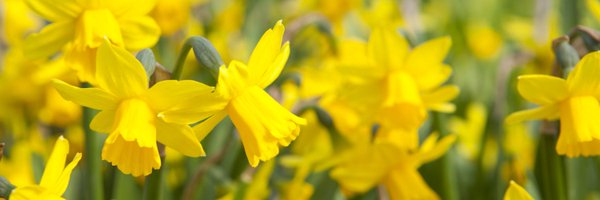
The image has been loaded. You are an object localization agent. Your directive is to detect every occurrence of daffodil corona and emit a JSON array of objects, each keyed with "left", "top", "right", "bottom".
[
  {"left": 10, "top": 136, "right": 81, "bottom": 200},
  {"left": 506, "top": 51, "right": 600, "bottom": 157},
  {"left": 193, "top": 21, "right": 307, "bottom": 167},
  {"left": 53, "top": 40, "right": 225, "bottom": 176},
  {"left": 25, "top": 0, "right": 160, "bottom": 83}
]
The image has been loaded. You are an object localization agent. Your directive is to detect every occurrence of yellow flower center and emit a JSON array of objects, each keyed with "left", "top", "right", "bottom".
[{"left": 75, "top": 9, "right": 123, "bottom": 49}]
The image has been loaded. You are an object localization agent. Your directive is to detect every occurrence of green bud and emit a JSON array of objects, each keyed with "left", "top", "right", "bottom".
[
  {"left": 552, "top": 36, "right": 579, "bottom": 77},
  {"left": 0, "top": 176, "right": 15, "bottom": 199},
  {"left": 136, "top": 48, "right": 157, "bottom": 80},
  {"left": 173, "top": 36, "right": 224, "bottom": 81}
]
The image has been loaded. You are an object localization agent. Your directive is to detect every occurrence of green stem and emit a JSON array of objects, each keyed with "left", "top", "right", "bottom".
[
  {"left": 143, "top": 144, "right": 166, "bottom": 200},
  {"left": 82, "top": 95, "right": 104, "bottom": 200},
  {"left": 172, "top": 36, "right": 223, "bottom": 80},
  {"left": 535, "top": 123, "right": 567, "bottom": 200},
  {"left": 559, "top": 0, "right": 579, "bottom": 34}
]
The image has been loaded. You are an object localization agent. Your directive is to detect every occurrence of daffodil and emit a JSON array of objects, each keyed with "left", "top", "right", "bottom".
[
  {"left": 53, "top": 39, "right": 226, "bottom": 176},
  {"left": 10, "top": 136, "right": 81, "bottom": 200},
  {"left": 503, "top": 181, "right": 533, "bottom": 200},
  {"left": 450, "top": 102, "right": 487, "bottom": 160},
  {"left": 323, "top": 28, "right": 458, "bottom": 149},
  {"left": 506, "top": 51, "right": 600, "bottom": 157},
  {"left": 193, "top": 20, "right": 306, "bottom": 167},
  {"left": 329, "top": 132, "right": 456, "bottom": 200},
  {"left": 25, "top": 0, "right": 160, "bottom": 83}
]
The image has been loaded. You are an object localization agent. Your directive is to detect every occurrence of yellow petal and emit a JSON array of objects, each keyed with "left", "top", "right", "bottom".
[
  {"left": 113, "top": 99, "right": 156, "bottom": 147},
  {"left": 25, "top": 21, "right": 74, "bottom": 59},
  {"left": 102, "top": 0, "right": 157, "bottom": 17},
  {"left": 10, "top": 186, "right": 64, "bottom": 200},
  {"left": 53, "top": 80, "right": 118, "bottom": 110},
  {"left": 39, "top": 136, "right": 69, "bottom": 189},
  {"left": 75, "top": 9, "right": 124, "bottom": 48},
  {"left": 503, "top": 181, "right": 533, "bottom": 200},
  {"left": 50, "top": 152, "right": 81, "bottom": 195},
  {"left": 517, "top": 75, "right": 568, "bottom": 105},
  {"left": 557, "top": 96, "right": 600, "bottom": 146},
  {"left": 156, "top": 119, "right": 205, "bottom": 157},
  {"left": 383, "top": 168, "right": 440, "bottom": 200},
  {"left": 422, "top": 85, "right": 460, "bottom": 112},
  {"left": 90, "top": 110, "right": 116, "bottom": 133},
  {"left": 147, "top": 80, "right": 227, "bottom": 124},
  {"left": 192, "top": 111, "right": 228, "bottom": 141},
  {"left": 119, "top": 16, "right": 160, "bottom": 51},
  {"left": 330, "top": 143, "right": 399, "bottom": 194},
  {"left": 228, "top": 86, "right": 306, "bottom": 167},
  {"left": 405, "top": 37, "right": 453, "bottom": 90},
  {"left": 25, "top": 0, "right": 80, "bottom": 21},
  {"left": 102, "top": 133, "right": 160, "bottom": 177},
  {"left": 247, "top": 20, "right": 289, "bottom": 88},
  {"left": 407, "top": 36, "right": 452, "bottom": 67},
  {"left": 96, "top": 39, "right": 148, "bottom": 97},
  {"left": 367, "top": 28, "right": 410, "bottom": 70},
  {"left": 64, "top": 44, "right": 98, "bottom": 84},
  {"left": 567, "top": 51, "right": 600, "bottom": 96},
  {"left": 505, "top": 105, "right": 559, "bottom": 124},
  {"left": 417, "top": 134, "right": 457, "bottom": 165}
]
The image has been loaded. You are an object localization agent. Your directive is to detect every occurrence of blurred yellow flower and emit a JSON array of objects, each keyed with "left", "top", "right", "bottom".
[
  {"left": 466, "top": 24, "right": 503, "bottom": 60},
  {"left": 506, "top": 51, "right": 600, "bottom": 157},
  {"left": 10, "top": 136, "right": 81, "bottom": 200},
  {"left": 25, "top": 0, "right": 160, "bottom": 83},
  {"left": 330, "top": 132, "right": 456, "bottom": 200},
  {"left": 193, "top": 21, "right": 307, "bottom": 167},
  {"left": 503, "top": 180, "right": 533, "bottom": 200},
  {"left": 450, "top": 102, "right": 487, "bottom": 160},
  {"left": 53, "top": 40, "right": 225, "bottom": 176}
]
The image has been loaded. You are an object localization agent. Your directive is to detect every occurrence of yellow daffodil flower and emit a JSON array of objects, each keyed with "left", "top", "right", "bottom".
[
  {"left": 330, "top": 132, "right": 457, "bottom": 200},
  {"left": 503, "top": 180, "right": 533, "bottom": 200},
  {"left": 506, "top": 51, "right": 600, "bottom": 157},
  {"left": 324, "top": 28, "right": 458, "bottom": 149},
  {"left": 10, "top": 136, "right": 81, "bottom": 200},
  {"left": 466, "top": 23, "right": 503, "bottom": 60},
  {"left": 193, "top": 20, "right": 307, "bottom": 167},
  {"left": 53, "top": 39, "right": 226, "bottom": 176},
  {"left": 25, "top": 0, "right": 160, "bottom": 83}
]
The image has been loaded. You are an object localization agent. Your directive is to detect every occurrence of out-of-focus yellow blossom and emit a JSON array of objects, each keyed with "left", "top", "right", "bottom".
[
  {"left": 25, "top": 0, "right": 160, "bottom": 83},
  {"left": 0, "top": 141, "right": 35, "bottom": 187},
  {"left": 193, "top": 21, "right": 307, "bottom": 167},
  {"left": 506, "top": 51, "right": 600, "bottom": 157},
  {"left": 450, "top": 102, "right": 487, "bottom": 160},
  {"left": 358, "top": 0, "right": 404, "bottom": 31},
  {"left": 466, "top": 23, "right": 503, "bottom": 60},
  {"left": 326, "top": 29, "right": 458, "bottom": 149},
  {"left": 503, "top": 180, "right": 533, "bottom": 200},
  {"left": 151, "top": 0, "right": 191, "bottom": 36},
  {"left": 281, "top": 163, "right": 313, "bottom": 200},
  {"left": 330, "top": 132, "right": 456, "bottom": 199},
  {"left": 280, "top": 110, "right": 333, "bottom": 199},
  {"left": 503, "top": 124, "right": 535, "bottom": 183},
  {"left": 53, "top": 40, "right": 225, "bottom": 176},
  {"left": 243, "top": 160, "right": 275, "bottom": 200},
  {"left": 10, "top": 136, "right": 81, "bottom": 200},
  {"left": 2, "top": 0, "right": 40, "bottom": 46}
]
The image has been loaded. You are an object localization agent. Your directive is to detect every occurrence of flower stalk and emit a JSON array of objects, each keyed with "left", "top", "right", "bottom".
[
  {"left": 173, "top": 36, "right": 224, "bottom": 80},
  {"left": 82, "top": 83, "right": 105, "bottom": 200}
]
